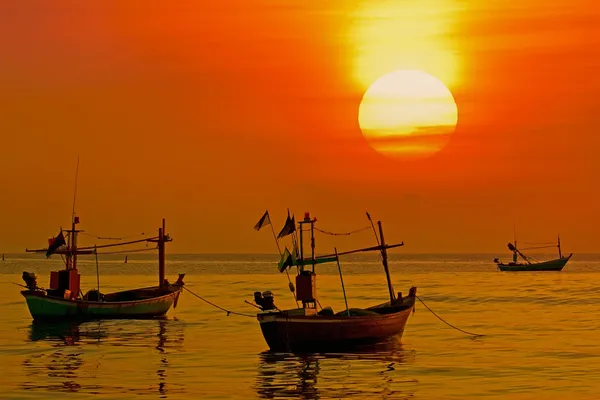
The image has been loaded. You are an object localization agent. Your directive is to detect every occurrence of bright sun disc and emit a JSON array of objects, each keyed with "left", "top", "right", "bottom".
[{"left": 358, "top": 70, "right": 458, "bottom": 160}]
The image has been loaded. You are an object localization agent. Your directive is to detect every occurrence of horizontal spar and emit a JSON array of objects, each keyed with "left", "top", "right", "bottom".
[
  {"left": 78, "top": 236, "right": 161, "bottom": 250},
  {"left": 25, "top": 249, "right": 96, "bottom": 255},
  {"left": 26, "top": 236, "right": 166, "bottom": 253},
  {"left": 316, "top": 242, "right": 404, "bottom": 259}
]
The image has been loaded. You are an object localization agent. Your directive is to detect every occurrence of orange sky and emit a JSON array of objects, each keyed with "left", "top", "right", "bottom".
[{"left": 1, "top": 0, "right": 599, "bottom": 254}]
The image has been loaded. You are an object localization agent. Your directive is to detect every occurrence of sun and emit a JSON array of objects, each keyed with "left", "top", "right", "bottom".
[{"left": 358, "top": 70, "right": 458, "bottom": 160}]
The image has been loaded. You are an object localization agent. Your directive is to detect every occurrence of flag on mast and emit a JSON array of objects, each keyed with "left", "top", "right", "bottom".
[
  {"left": 254, "top": 210, "right": 271, "bottom": 231},
  {"left": 277, "top": 210, "right": 296, "bottom": 239},
  {"left": 277, "top": 246, "right": 297, "bottom": 272},
  {"left": 46, "top": 230, "right": 66, "bottom": 258}
]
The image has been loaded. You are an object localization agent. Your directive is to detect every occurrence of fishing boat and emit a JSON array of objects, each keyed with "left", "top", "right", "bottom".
[
  {"left": 20, "top": 217, "right": 184, "bottom": 321},
  {"left": 252, "top": 211, "right": 416, "bottom": 352},
  {"left": 493, "top": 236, "right": 572, "bottom": 272}
]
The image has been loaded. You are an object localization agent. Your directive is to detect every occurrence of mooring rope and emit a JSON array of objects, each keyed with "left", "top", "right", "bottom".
[
  {"left": 314, "top": 226, "right": 371, "bottom": 236},
  {"left": 183, "top": 286, "right": 255, "bottom": 318},
  {"left": 583, "top": 264, "right": 600, "bottom": 272},
  {"left": 416, "top": 295, "right": 485, "bottom": 338}
]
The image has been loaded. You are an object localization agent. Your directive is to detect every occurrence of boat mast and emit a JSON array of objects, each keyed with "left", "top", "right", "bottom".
[
  {"left": 378, "top": 221, "right": 396, "bottom": 304},
  {"left": 299, "top": 212, "right": 317, "bottom": 272},
  {"left": 310, "top": 218, "right": 315, "bottom": 271},
  {"left": 334, "top": 248, "right": 350, "bottom": 316},
  {"left": 299, "top": 219, "right": 303, "bottom": 263},
  {"left": 158, "top": 218, "right": 166, "bottom": 287},
  {"left": 558, "top": 234, "right": 562, "bottom": 258}
]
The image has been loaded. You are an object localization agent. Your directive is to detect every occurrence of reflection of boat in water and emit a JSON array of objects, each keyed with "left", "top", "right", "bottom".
[
  {"left": 29, "top": 320, "right": 109, "bottom": 344},
  {"left": 253, "top": 211, "right": 416, "bottom": 352},
  {"left": 494, "top": 236, "right": 572, "bottom": 272},
  {"left": 22, "top": 319, "right": 185, "bottom": 396},
  {"left": 255, "top": 341, "right": 416, "bottom": 399}
]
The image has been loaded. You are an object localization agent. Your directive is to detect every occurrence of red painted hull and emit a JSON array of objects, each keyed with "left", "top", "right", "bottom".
[{"left": 257, "top": 291, "right": 416, "bottom": 352}]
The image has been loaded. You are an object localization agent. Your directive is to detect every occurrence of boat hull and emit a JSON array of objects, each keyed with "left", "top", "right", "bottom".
[
  {"left": 497, "top": 254, "right": 572, "bottom": 272},
  {"left": 21, "top": 285, "right": 182, "bottom": 321},
  {"left": 257, "top": 295, "right": 415, "bottom": 352}
]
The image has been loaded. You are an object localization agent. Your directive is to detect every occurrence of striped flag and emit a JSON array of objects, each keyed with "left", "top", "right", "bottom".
[
  {"left": 46, "top": 230, "right": 66, "bottom": 258},
  {"left": 254, "top": 210, "right": 271, "bottom": 231}
]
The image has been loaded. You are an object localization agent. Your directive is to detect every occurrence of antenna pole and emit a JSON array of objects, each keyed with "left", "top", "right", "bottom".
[
  {"left": 68, "top": 157, "right": 81, "bottom": 271},
  {"left": 71, "top": 219, "right": 78, "bottom": 270},
  {"left": 72, "top": 156, "right": 80, "bottom": 221}
]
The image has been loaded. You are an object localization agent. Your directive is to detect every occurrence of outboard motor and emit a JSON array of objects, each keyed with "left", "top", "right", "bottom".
[
  {"left": 22, "top": 272, "right": 38, "bottom": 290},
  {"left": 254, "top": 290, "right": 276, "bottom": 311},
  {"left": 84, "top": 289, "right": 104, "bottom": 301}
]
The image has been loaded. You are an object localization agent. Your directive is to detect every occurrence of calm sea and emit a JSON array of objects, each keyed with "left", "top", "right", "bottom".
[{"left": 2, "top": 253, "right": 600, "bottom": 399}]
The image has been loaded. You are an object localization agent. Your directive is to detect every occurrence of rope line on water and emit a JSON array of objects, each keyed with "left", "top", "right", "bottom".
[
  {"left": 416, "top": 295, "right": 485, "bottom": 338},
  {"left": 183, "top": 286, "right": 255, "bottom": 318}
]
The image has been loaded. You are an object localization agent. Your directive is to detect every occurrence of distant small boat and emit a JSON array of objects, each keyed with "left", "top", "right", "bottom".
[
  {"left": 252, "top": 211, "right": 416, "bottom": 352},
  {"left": 494, "top": 236, "right": 572, "bottom": 272}
]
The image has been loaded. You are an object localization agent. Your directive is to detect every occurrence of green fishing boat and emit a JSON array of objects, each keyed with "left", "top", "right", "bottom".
[
  {"left": 21, "top": 217, "right": 184, "bottom": 321},
  {"left": 494, "top": 236, "right": 572, "bottom": 272}
]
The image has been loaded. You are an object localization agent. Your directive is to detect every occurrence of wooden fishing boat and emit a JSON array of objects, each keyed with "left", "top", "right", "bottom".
[
  {"left": 494, "top": 236, "right": 572, "bottom": 272},
  {"left": 20, "top": 217, "right": 184, "bottom": 321},
  {"left": 252, "top": 211, "right": 416, "bottom": 352}
]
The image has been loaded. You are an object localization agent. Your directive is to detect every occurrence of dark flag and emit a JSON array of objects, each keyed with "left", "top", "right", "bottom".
[
  {"left": 46, "top": 230, "right": 66, "bottom": 258},
  {"left": 277, "top": 211, "right": 296, "bottom": 239},
  {"left": 254, "top": 210, "right": 271, "bottom": 231}
]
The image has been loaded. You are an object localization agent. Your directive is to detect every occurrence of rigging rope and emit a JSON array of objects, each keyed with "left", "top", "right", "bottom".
[
  {"left": 80, "top": 231, "right": 153, "bottom": 241},
  {"left": 78, "top": 236, "right": 159, "bottom": 251},
  {"left": 183, "top": 286, "right": 255, "bottom": 318},
  {"left": 583, "top": 264, "right": 600, "bottom": 272},
  {"left": 416, "top": 295, "right": 485, "bottom": 338},
  {"left": 97, "top": 246, "right": 158, "bottom": 255},
  {"left": 519, "top": 245, "right": 558, "bottom": 251},
  {"left": 314, "top": 226, "right": 371, "bottom": 236}
]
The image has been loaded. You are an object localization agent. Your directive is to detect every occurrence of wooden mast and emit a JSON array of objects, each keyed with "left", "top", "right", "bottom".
[
  {"left": 378, "top": 221, "right": 396, "bottom": 304},
  {"left": 310, "top": 214, "right": 316, "bottom": 272},
  {"left": 558, "top": 235, "right": 562, "bottom": 258},
  {"left": 70, "top": 218, "right": 78, "bottom": 270},
  {"left": 158, "top": 218, "right": 166, "bottom": 288},
  {"left": 298, "top": 213, "right": 317, "bottom": 272}
]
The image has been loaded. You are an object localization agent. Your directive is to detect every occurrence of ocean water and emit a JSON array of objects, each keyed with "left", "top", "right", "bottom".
[{"left": 2, "top": 253, "right": 600, "bottom": 399}]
